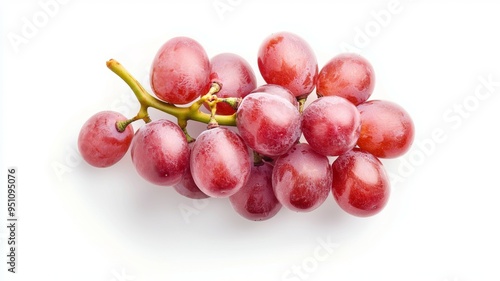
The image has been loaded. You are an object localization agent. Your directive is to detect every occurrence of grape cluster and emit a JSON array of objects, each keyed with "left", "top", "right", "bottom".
[{"left": 78, "top": 31, "right": 414, "bottom": 221}]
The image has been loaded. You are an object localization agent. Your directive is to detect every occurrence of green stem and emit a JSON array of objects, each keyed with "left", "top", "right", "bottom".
[
  {"left": 207, "top": 105, "right": 219, "bottom": 129},
  {"left": 298, "top": 97, "right": 307, "bottom": 114},
  {"left": 219, "top": 97, "right": 242, "bottom": 110},
  {"left": 182, "top": 127, "right": 196, "bottom": 143},
  {"left": 115, "top": 105, "right": 150, "bottom": 132},
  {"left": 106, "top": 59, "right": 237, "bottom": 128},
  {"left": 116, "top": 118, "right": 135, "bottom": 132}
]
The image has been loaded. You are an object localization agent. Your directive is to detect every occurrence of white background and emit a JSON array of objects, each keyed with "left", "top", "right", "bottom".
[{"left": 1, "top": 0, "right": 500, "bottom": 280}]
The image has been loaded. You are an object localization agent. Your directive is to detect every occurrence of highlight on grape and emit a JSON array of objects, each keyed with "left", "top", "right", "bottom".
[{"left": 77, "top": 31, "right": 415, "bottom": 221}]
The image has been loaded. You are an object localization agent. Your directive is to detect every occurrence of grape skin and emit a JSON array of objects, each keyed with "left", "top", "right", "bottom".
[
  {"left": 357, "top": 100, "right": 415, "bottom": 158},
  {"left": 208, "top": 53, "right": 257, "bottom": 115},
  {"left": 272, "top": 143, "right": 332, "bottom": 212},
  {"left": 78, "top": 111, "right": 134, "bottom": 168},
  {"left": 229, "top": 162, "right": 281, "bottom": 221},
  {"left": 236, "top": 92, "right": 302, "bottom": 157},
  {"left": 302, "top": 96, "right": 361, "bottom": 156},
  {"left": 173, "top": 142, "right": 209, "bottom": 199},
  {"left": 131, "top": 119, "right": 190, "bottom": 186},
  {"left": 316, "top": 53, "right": 375, "bottom": 105},
  {"left": 258, "top": 32, "right": 318, "bottom": 98},
  {"left": 331, "top": 149, "right": 390, "bottom": 217},
  {"left": 190, "top": 127, "right": 252, "bottom": 198},
  {"left": 150, "top": 37, "right": 211, "bottom": 105},
  {"left": 252, "top": 84, "right": 299, "bottom": 107}
]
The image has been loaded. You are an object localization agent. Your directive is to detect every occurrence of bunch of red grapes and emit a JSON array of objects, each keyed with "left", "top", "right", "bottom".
[{"left": 78, "top": 31, "right": 414, "bottom": 221}]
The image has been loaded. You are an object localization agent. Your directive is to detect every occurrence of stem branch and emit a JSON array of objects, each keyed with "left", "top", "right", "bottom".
[{"left": 106, "top": 59, "right": 237, "bottom": 128}]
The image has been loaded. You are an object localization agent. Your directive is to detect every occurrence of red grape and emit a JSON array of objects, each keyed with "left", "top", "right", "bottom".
[
  {"left": 331, "top": 149, "right": 390, "bottom": 217},
  {"left": 236, "top": 92, "right": 302, "bottom": 157},
  {"left": 252, "top": 84, "right": 298, "bottom": 107},
  {"left": 229, "top": 162, "right": 281, "bottom": 221},
  {"left": 302, "top": 96, "right": 361, "bottom": 156},
  {"left": 357, "top": 100, "right": 415, "bottom": 158},
  {"left": 316, "top": 53, "right": 375, "bottom": 105},
  {"left": 190, "top": 127, "right": 252, "bottom": 198},
  {"left": 131, "top": 119, "right": 189, "bottom": 186},
  {"left": 150, "top": 37, "right": 211, "bottom": 105},
  {"left": 173, "top": 142, "right": 209, "bottom": 199},
  {"left": 207, "top": 53, "right": 257, "bottom": 115},
  {"left": 258, "top": 32, "right": 318, "bottom": 98},
  {"left": 272, "top": 143, "right": 332, "bottom": 212},
  {"left": 78, "top": 111, "right": 134, "bottom": 168}
]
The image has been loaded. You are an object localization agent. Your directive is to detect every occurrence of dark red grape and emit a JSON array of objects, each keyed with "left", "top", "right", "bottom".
[
  {"left": 131, "top": 119, "right": 189, "bottom": 186},
  {"left": 150, "top": 37, "right": 211, "bottom": 105},
  {"left": 78, "top": 111, "right": 134, "bottom": 168},
  {"left": 258, "top": 32, "right": 318, "bottom": 98},
  {"left": 229, "top": 162, "right": 281, "bottom": 221},
  {"left": 190, "top": 127, "right": 252, "bottom": 198},
  {"left": 317, "top": 53, "right": 375, "bottom": 105},
  {"left": 357, "top": 100, "right": 415, "bottom": 158},
  {"left": 331, "top": 149, "right": 390, "bottom": 217},
  {"left": 272, "top": 143, "right": 332, "bottom": 212}
]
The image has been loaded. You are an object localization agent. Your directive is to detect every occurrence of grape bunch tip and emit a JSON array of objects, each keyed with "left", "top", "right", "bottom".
[{"left": 78, "top": 31, "right": 415, "bottom": 222}]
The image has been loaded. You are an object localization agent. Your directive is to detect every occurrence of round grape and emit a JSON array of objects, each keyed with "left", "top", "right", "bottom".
[
  {"left": 131, "top": 119, "right": 189, "bottom": 186},
  {"left": 331, "top": 149, "right": 390, "bottom": 217},
  {"left": 173, "top": 142, "right": 209, "bottom": 199},
  {"left": 229, "top": 162, "right": 281, "bottom": 221},
  {"left": 302, "top": 96, "right": 361, "bottom": 156},
  {"left": 357, "top": 100, "right": 415, "bottom": 158},
  {"left": 207, "top": 53, "right": 257, "bottom": 115},
  {"left": 272, "top": 143, "right": 332, "bottom": 212},
  {"left": 317, "top": 53, "right": 375, "bottom": 105},
  {"left": 190, "top": 127, "right": 252, "bottom": 198},
  {"left": 258, "top": 32, "right": 318, "bottom": 98},
  {"left": 150, "top": 37, "right": 210, "bottom": 105},
  {"left": 252, "top": 84, "right": 298, "bottom": 107},
  {"left": 236, "top": 92, "right": 302, "bottom": 157},
  {"left": 78, "top": 111, "right": 134, "bottom": 168}
]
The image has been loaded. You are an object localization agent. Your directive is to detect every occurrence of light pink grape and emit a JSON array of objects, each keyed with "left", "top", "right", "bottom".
[
  {"left": 131, "top": 119, "right": 189, "bottom": 186},
  {"left": 236, "top": 92, "right": 302, "bottom": 157},
  {"left": 207, "top": 53, "right": 257, "bottom": 115},
  {"left": 173, "top": 142, "right": 209, "bottom": 199},
  {"left": 78, "top": 111, "right": 134, "bottom": 168},
  {"left": 190, "top": 127, "right": 252, "bottom": 198},
  {"left": 150, "top": 37, "right": 210, "bottom": 105},
  {"left": 229, "top": 162, "right": 281, "bottom": 221},
  {"left": 252, "top": 84, "right": 299, "bottom": 107}
]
